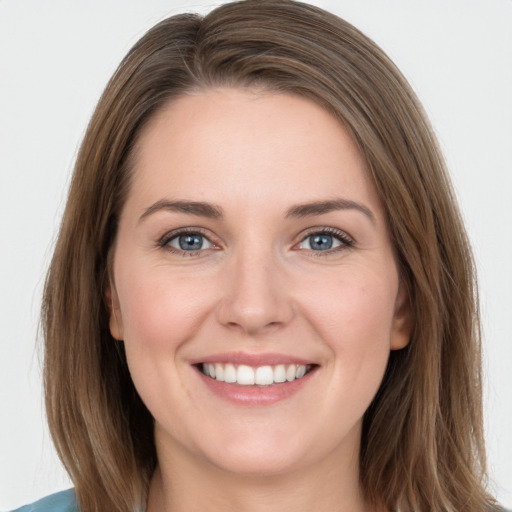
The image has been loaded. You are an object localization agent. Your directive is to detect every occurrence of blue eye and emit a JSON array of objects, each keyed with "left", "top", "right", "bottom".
[
  {"left": 298, "top": 230, "right": 352, "bottom": 252},
  {"left": 167, "top": 233, "right": 213, "bottom": 251},
  {"left": 309, "top": 234, "right": 335, "bottom": 250}
]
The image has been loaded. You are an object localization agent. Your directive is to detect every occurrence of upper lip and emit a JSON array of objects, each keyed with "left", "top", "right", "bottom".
[{"left": 190, "top": 351, "right": 316, "bottom": 367}]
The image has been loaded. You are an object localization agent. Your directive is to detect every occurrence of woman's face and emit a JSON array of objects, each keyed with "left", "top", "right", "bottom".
[{"left": 109, "top": 88, "right": 410, "bottom": 477}]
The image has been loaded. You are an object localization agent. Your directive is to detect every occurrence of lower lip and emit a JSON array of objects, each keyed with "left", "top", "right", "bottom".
[{"left": 196, "top": 368, "right": 316, "bottom": 406}]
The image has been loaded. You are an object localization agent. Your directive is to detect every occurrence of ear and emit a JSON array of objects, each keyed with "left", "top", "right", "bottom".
[
  {"left": 106, "top": 284, "right": 124, "bottom": 341},
  {"left": 390, "top": 281, "right": 413, "bottom": 350}
]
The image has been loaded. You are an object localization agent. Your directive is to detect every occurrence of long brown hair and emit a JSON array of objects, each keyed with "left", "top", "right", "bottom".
[{"left": 42, "top": 1, "right": 494, "bottom": 510}]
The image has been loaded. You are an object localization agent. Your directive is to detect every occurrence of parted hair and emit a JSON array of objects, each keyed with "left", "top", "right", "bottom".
[{"left": 42, "top": 1, "right": 494, "bottom": 511}]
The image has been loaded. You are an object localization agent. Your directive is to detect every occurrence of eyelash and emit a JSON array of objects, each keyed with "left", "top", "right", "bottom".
[
  {"left": 158, "top": 227, "right": 355, "bottom": 257},
  {"left": 296, "top": 227, "right": 354, "bottom": 256},
  {"left": 158, "top": 228, "right": 217, "bottom": 257}
]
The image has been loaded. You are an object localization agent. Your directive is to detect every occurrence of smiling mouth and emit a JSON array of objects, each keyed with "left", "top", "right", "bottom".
[{"left": 198, "top": 363, "right": 315, "bottom": 386}]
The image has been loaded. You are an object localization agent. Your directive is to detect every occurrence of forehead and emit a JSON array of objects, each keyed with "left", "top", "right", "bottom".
[{"left": 127, "top": 87, "right": 382, "bottom": 219}]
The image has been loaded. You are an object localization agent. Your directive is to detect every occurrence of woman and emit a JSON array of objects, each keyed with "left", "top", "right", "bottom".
[{"left": 9, "top": 1, "right": 503, "bottom": 511}]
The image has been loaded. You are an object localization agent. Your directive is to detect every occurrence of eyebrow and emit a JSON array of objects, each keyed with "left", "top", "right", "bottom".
[
  {"left": 285, "top": 198, "right": 375, "bottom": 223},
  {"left": 139, "top": 197, "right": 375, "bottom": 224},
  {"left": 139, "top": 199, "right": 224, "bottom": 222}
]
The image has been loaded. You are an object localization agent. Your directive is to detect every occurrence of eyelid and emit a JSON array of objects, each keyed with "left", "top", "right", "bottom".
[
  {"left": 294, "top": 226, "right": 355, "bottom": 253},
  {"left": 158, "top": 227, "right": 220, "bottom": 255}
]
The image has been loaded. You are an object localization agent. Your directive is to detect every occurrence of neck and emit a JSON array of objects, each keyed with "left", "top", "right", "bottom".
[{"left": 146, "top": 432, "right": 378, "bottom": 512}]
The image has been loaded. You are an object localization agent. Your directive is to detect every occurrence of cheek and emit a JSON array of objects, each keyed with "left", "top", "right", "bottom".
[
  {"left": 302, "top": 266, "right": 398, "bottom": 348},
  {"left": 297, "top": 263, "right": 398, "bottom": 396},
  {"left": 115, "top": 266, "right": 213, "bottom": 354},
  {"left": 114, "top": 268, "right": 214, "bottom": 425}
]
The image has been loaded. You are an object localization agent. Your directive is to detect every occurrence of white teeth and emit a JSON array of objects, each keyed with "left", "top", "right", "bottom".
[
  {"left": 255, "top": 365, "right": 274, "bottom": 385},
  {"left": 237, "top": 365, "right": 255, "bottom": 385},
  {"left": 286, "top": 364, "right": 296, "bottom": 382},
  {"left": 296, "top": 365, "right": 306, "bottom": 379},
  {"left": 201, "top": 362, "right": 311, "bottom": 385},
  {"left": 224, "top": 363, "right": 237, "bottom": 383},
  {"left": 214, "top": 363, "right": 224, "bottom": 382},
  {"left": 274, "top": 364, "right": 286, "bottom": 383}
]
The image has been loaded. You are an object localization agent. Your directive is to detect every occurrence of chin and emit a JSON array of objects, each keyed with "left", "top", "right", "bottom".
[{"left": 204, "top": 442, "right": 307, "bottom": 477}]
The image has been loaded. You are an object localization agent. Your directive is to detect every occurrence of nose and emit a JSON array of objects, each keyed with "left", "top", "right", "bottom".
[{"left": 216, "top": 246, "right": 294, "bottom": 336}]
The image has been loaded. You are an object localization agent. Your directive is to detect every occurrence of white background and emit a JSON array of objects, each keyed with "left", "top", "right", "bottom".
[{"left": 1, "top": 0, "right": 511, "bottom": 509}]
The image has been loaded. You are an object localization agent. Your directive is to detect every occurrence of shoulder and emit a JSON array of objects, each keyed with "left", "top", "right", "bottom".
[{"left": 7, "top": 489, "right": 78, "bottom": 512}]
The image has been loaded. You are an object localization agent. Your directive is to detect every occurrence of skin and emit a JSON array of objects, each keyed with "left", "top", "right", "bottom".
[{"left": 108, "top": 88, "right": 411, "bottom": 512}]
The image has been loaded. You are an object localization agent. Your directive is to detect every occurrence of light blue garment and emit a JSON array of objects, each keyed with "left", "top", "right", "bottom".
[
  {"left": 7, "top": 490, "right": 77, "bottom": 512},
  {"left": 6, "top": 489, "right": 145, "bottom": 512}
]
